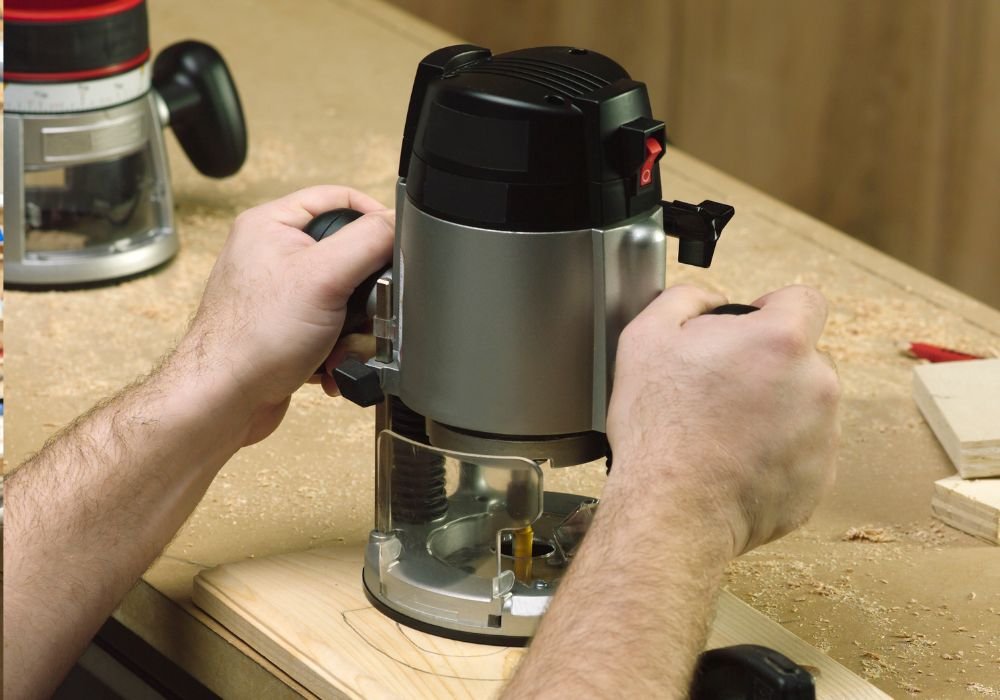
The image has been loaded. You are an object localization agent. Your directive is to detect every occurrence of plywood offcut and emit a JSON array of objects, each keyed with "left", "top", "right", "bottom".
[
  {"left": 913, "top": 358, "right": 1000, "bottom": 478},
  {"left": 931, "top": 475, "right": 1000, "bottom": 545}
]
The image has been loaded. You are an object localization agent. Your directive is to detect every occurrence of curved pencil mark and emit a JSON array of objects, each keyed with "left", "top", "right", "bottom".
[
  {"left": 398, "top": 623, "right": 507, "bottom": 658},
  {"left": 340, "top": 607, "right": 510, "bottom": 682}
]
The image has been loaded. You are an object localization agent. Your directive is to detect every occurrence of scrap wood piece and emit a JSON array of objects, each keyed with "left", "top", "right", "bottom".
[
  {"left": 913, "top": 358, "right": 1000, "bottom": 478},
  {"left": 931, "top": 475, "right": 1000, "bottom": 545},
  {"left": 193, "top": 546, "right": 889, "bottom": 699}
]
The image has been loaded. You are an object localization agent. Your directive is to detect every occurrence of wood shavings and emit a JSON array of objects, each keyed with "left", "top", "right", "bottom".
[
  {"left": 843, "top": 527, "right": 898, "bottom": 543},
  {"left": 861, "top": 652, "right": 892, "bottom": 679},
  {"left": 724, "top": 526, "right": 1000, "bottom": 697}
]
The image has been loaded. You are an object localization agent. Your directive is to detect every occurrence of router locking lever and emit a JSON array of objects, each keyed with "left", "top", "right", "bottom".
[{"left": 661, "top": 199, "right": 736, "bottom": 268}]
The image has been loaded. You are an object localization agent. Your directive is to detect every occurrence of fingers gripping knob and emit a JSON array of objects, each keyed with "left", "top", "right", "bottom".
[
  {"left": 303, "top": 208, "right": 364, "bottom": 242},
  {"left": 303, "top": 208, "right": 388, "bottom": 336},
  {"left": 302, "top": 209, "right": 391, "bottom": 407}
]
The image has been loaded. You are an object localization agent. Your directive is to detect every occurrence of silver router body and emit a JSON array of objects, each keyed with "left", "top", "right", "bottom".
[{"left": 360, "top": 180, "right": 666, "bottom": 642}]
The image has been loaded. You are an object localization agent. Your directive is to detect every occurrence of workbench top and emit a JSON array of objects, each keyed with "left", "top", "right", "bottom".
[{"left": 6, "top": 1, "right": 1000, "bottom": 697}]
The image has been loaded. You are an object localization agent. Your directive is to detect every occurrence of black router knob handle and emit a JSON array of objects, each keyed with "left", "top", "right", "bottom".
[
  {"left": 708, "top": 303, "right": 760, "bottom": 315},
  {"left": 303, "top": 208, "right": 391, "bottom": 337},
  {"left": 153, "top": 40, "right": 248, "bottom": 178},
  {"left": 304, "top": 209, "right": 365, "bottom": 241}
]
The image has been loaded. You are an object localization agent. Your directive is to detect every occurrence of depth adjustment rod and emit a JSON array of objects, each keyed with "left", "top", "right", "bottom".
[{"left": 661, "top": 199, "right": 735, "bottom": 268}]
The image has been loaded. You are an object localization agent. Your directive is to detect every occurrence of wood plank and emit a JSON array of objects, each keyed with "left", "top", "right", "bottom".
[
  {"left": 193, "top": 546, "right": 890, "bottom": 699},
  {"left": 931, "top": 475, "right": 1000, "bottom": 545},
  {"left": 912, "top": 358, "right": 1000, "bottom": 478},
  {"left": 193, "top": 548, "right": 524, "bottom": 700}
]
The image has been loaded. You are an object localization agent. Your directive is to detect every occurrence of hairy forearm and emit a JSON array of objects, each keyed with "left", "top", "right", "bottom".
[
  {"left": 502, "top": 459, "right": 733, "bottom": 699},
  {"left": 4, "top": 340, "right": 251, "bottom": 699}
]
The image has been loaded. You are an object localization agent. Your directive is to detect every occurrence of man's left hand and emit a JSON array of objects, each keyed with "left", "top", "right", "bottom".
[{"left": 179, "top": 186, "right": 394, "bottom": 445}]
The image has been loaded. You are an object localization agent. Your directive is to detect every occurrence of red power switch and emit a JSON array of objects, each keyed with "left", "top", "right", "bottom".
[{"left": 640, "top": 136, "right": 663, "bottom": 187}]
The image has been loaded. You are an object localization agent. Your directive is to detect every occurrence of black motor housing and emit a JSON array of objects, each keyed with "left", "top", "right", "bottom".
[{"left": 399, "top": 45, "right": 667, "bottom": 232}]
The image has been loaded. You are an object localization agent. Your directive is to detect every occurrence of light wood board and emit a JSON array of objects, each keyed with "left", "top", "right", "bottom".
[
  {"left": 931, "top": 475, "right": 1000, "bottom": 545},
  {"left": 193, "top": 546, "right": 890, "bottom": 699},
  {"left": 913, "top": 358, "right": 1000, "bottom": 478}
]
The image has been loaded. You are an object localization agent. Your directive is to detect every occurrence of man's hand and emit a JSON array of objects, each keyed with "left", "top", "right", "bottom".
[
  {"left": 503, "top": 284, "right": 839, "bottom": 700},
  {"left": 4, "top": 186, "right": 393, "bottom": 699},
  {"left": 607, "top": 284, "right": 840, "bottom": 556},
  {"left": 180, "top": 185, "right": 394, "bottom": 445}
]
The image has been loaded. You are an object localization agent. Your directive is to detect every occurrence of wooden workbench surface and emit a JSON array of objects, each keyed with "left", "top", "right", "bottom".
[{"left": 6, "top": 1, "right": 999, "bottom": 697}]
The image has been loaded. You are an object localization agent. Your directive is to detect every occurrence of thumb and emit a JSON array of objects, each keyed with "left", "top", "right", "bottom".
[{"left": 310, "top": 209, "right": 395, "bottom": 294}]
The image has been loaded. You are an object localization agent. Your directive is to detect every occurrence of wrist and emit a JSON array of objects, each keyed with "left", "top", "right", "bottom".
[
  {"left": 602, "top": 452, "right": 745, "bottom": 562},
  {"left": 157, "top": 333, "right": 259, "bottom": 453}
]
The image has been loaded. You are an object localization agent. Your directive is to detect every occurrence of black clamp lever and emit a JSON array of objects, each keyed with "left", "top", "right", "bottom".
[{"left": 661, "top": 199, "right": 735, "bottom": 268}]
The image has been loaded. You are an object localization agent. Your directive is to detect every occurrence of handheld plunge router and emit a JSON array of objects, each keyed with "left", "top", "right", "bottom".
[
  {"left": 308, "top": 42, "right": 739, "bottom": 642},
  {"left": 307, "top": 45, "right": 810, "bottom": 694}
]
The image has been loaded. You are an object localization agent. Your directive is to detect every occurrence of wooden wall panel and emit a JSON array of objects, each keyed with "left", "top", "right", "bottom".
[{"left": 386, "top": 0, "right": 1000, "bottom": 308}]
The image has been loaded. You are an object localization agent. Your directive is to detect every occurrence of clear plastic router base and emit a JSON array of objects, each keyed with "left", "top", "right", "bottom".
[{"left": 362, "top": 430, "right": 597, "bottom": 645}]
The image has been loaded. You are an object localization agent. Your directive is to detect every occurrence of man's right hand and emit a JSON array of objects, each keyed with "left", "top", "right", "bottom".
[{"left": 606, "top": 284, "right": 840, "bottom": 558}]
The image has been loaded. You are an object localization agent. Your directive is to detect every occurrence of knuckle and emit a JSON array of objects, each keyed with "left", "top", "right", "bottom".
[
  {"left": 766, "top": 323, "right": 811, "bottom": 357},
  {"left": 816, "top": 366, "right": 842, "bottom": 407},
  {"left": 233, "top": 208, "right": 263, "bottom": 233},
  {"left": 619, "top": 313, "right": 657, "bottom": 348},
  {"left": 232, "top": 210, "right": 253, "bottom": 229},
  {"left": 792, "top": 284, "right": 829, "bottom": 314},
  {"left": 667, "top": 283, "right": 709, "bottom": 303},
  {"left": 361, "top": 211, "right": 393, "bottom": 236},
  {"left": 617, "top": 322, "right": 642, "bottom": 353},
  {"left": 617, "top": 328, "right": 651, "bottom": 363}
]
